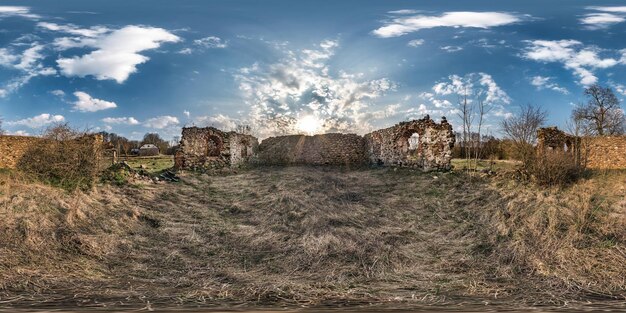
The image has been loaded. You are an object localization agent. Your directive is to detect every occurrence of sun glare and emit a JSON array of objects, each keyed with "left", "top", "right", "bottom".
[{"left": 296, "top": 115, "right": 323, "bottom": 135}]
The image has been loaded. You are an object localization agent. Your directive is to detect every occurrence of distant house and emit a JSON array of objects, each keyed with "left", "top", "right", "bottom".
[{"left": 138, "top": 144, "right": 159, "bottom": 156}]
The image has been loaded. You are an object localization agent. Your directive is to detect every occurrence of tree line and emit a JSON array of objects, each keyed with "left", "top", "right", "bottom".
[
  {"left": 457, "top": 84, "right": 625, "bottom": 161},
  {"left": 98, "top": 131, "right": 180, "bottom": 156}
]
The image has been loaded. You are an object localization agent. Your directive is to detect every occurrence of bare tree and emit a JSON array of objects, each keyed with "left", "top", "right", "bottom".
[
  {"left": 500, "top": 103, "right": 547, "bottom": 162},
  {"left": 457, "top": 87, "right": 474, "bottom": 169},
  {"left": 573, "top": 84, "right": 625, "bottom": 136},
  {"left": 473, "top": 99, "right": 491, "bottom": 170},
  {"left": 235, "top": 124, "right": 252, "bottom": 135},
  {"left": 0, "top": 117, "right": 4, "bottom": 135}
]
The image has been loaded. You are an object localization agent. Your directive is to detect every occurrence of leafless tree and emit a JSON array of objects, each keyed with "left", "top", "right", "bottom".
[
  {"left": 500, "top": 103, "right": 547, "bottom": 161},
  {"left": 235, "top": 124, "right": 252, "bottom": 135},
  {"left": 0, "top": 117, "right": 4, "bottom": 135},
  {"left": 573, "top": 84, "right": 625, "bottom": 136},
  {"left": 457, "top": 87, "right": 474, "bottom": 169},
  {"left": 473, "top": 99, "right": 492, "bottom": 170}
]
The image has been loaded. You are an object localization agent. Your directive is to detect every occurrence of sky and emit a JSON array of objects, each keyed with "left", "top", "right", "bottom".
[{"left": 1, "top": 0, "right": 626, "bottom": 140}]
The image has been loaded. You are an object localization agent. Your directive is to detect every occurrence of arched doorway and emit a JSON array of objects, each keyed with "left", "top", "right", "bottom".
[{"left": 206, "top": 135, "right": 223, "bottom": 157}]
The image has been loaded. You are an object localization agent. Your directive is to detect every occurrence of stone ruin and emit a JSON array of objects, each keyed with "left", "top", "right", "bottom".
[
  {"left": 537, "top": 127, "right": 626, "bottom": 169},
  {"left": 537, "top": 127, "right": 579, "bottom": 152},
  {"left": 175, "top": 127, "right": 258, "bottom": 170},
  {"left": 364, "top": 116, "right": 456, "bottom": 170},
  {"left": 176, "top": 116, "right": 455, "bottom": 171}
]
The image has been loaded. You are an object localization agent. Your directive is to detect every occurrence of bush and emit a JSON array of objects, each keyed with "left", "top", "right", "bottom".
[
  {"left": 525, "top": 150, "right": 583, "bottom": 187},
  {"left": 17, "top": 124, "right": 103, "bottom": 191}
]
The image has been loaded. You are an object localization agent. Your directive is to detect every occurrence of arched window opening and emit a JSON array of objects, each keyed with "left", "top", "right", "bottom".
[
  {"left": 408, "top": 133, "right": 420, "bottom": 150},
  {"left": 207, "top": 135, "right": 223, "bottom": 157}
]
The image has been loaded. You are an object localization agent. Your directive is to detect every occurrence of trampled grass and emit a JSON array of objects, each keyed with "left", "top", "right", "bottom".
[{"left": 0, "top": 166, "right": 624, "bottom": 310}]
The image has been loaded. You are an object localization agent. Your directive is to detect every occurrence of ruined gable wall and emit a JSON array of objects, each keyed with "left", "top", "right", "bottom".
[
  {"left": 582, "top": 136, "right": 626, "bottom": 169},
  {"left": 178, "top": 127, "right": 259, "bottom": 170},
  {"left": 256, "top": 133, "right": 367, "bottom": 165},
  {"left": 364, "top": 117, "right": 455, "bottom": 170},
  {"left": 229, "top": 133, "right": 259, "bottom": 166},
  {"left": 0, "top": 135, "right": 44, "bottom": 169},
  {"left": 537, "top": 127, "right": 626, "bottom": 169}
]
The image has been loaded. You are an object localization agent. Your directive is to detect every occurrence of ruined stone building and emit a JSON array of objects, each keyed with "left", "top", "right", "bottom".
[
  {"left": 537, "top": 127, "right": 626, "bottom": 169},
  {"left": 177, "top": 116, "right": 455, "bottom": 171},
  {"left": 364, "top": 116, "right": 456, "bottom": 170},
  {"left": 175, "top": 127, "right": 258, "bottom": 170}
]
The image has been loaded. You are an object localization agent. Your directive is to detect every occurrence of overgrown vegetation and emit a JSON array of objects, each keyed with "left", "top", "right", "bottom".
[{"left": 16, "top": 123, "right": 102, "bottom": 191}]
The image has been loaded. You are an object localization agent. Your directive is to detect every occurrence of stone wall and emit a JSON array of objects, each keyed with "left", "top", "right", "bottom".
[
  {"left": 364, "top": 116, "right": 455, "bottom": 170},
  {"left": 256, "top": 133, "right": 367, "bottom": 165},
  {"left": 537, "top": 127, "right": 626, "bottom": 169},
  {"left": 582, "top": 136, "right": 626, "bottom": 169},
  {"left": 177, "top": 127, "right": 258, "bottom": 170},
  {"left": 177, "top": 117, "right": 455, "bottom": 171},
  {"left": 0, "top": 135, "right": 44, "bottom": 169},
  {"left": 0, "top": 134, "right": 115, "bottom": 172}
]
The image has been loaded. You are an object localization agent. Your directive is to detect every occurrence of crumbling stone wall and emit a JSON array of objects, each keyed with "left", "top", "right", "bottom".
[
  {"left": 582, "top": 136, "right": 626, "bottom": 169},
  {"left": 537, "top": 127, "right": 626, "bottom": 169},
  {"left": 0, "top": 135, "right": 44, "bottom": 169},
  {"left": 256, "top": 133, "right": 367, "bottom": 165},
  {"left": 537, "top": 127, "right": 578, "bottom": 152},
  {"left": 177, "top": 127, "right": 258, "bottom": 170},
  {"left": 364, "top": 116, "right": 455, "bottom": 170}
]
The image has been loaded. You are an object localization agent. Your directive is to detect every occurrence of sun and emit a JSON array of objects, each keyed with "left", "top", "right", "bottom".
[{"left": 296, "top": 115, "right": 323, "bottom": 135}]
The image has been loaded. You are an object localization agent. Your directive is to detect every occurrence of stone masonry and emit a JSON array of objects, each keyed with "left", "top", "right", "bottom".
[
  {"left": 364, "top": 116, "right": 456, "bottom": 170},
  {"left": 0, "top": 135, "right": 44, "bottom": 169},
  {"left": 255, "top": 116, "right": 455, "bottom": 169},
  {"left": 175, "top": 127, "right": 258, "bottom": 170},
  {"left": 537, "top": 127, "right": 626, "bottom": 169},
  {"left": 256, "top": 133, "right": 367, "bottom": 165}
]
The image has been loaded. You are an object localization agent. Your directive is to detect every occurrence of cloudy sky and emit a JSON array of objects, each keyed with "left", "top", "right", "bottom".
[{"left": 2, "top": 0, "right": 626, "bottom": 139}]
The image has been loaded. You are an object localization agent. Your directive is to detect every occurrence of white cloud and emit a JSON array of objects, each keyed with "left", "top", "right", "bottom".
[
  {"left": 72, "top": 91, "right": 117, "bottom": 112},
  {"left": 530, "top": 76, "right": 569, "bottom": 94},
  {"left": 582, "top": 6, "right": 626, "bottom": 29},
  {"left": 183, "top": 110, "right": 190, "bottom": 118},
  {"left": 194, "top": 36, "right": 227, "bottom": 48},
  {"left": 38, "top": 22, "right": 109, "bottom": 39},
  {"left": 580, "top": 13, "right": 625, "bottom": 29},
  {"left": 194, "top": 114, "right": 239, "bottom": 130},
  {"left": 388, "top": 9, "right": 420, "bottom": 15},
  {"left": 440, "top": 45, "right": 463, "bottom": 53},
  {"left": 522, "top": 40, "right": 622, "bottom": 86},
  {"left": 50, "top": 89, "right": 65, "bottom": 97},
  {"left": 102, "top": 117, "right": 139, "bottom": 125},
  {"left": 0, "top": 43, "right": 56, "bottom": 97},
  {"left": 235, "top": 40, "right": 395, "bottom": 138},
  {"left": 0, "top": 48, "right": 19, "bottom": 66},
  {"left": 427, "top": 72, "right": 511, "bottom": 121},
  {"left": 143, "top": 116, "right": 179, "bottom": 129},
  {"left": 407, "top": 39, "right": 424, "bottom": 47},
  {"left": 372, "top": 11, "right": 523, "bottom": 38},
  {"left": 0, "top": 6, "right": 39, "bottom": 19},
  {"left": 7, "top": 113, "right": 65, "bottom": 128},
  {"left": 608, "top": 81, "right": 626, "bottom": 96},
  {"left": 52, "top": 25, "right": 180, "bottom": 83},
  {"left": 7, "top": 130, "right": 31, "bottom": 136},
  {"left": 178, "top": 48, "right": 193, "bottom": 54}
]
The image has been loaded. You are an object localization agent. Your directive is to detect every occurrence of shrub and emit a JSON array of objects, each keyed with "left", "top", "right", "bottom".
[
  {"left": 525, "top": 150, "right": 583, "bottom": 187},
  {"left": 17, "top": 124, "right": 102, "bottom": 191}
]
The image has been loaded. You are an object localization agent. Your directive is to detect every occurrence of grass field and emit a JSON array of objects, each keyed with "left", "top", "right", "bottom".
[
  {"left": 118, "top": 155, "right": 174, "bottom": 174},
  {"left": 0, "top": 165, "right": 624, "bottom": 310}
]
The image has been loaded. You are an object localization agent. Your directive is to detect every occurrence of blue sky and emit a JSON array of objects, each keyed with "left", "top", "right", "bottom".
[{"left": 1, "top": 0, "right": 626, "bottom": 139}]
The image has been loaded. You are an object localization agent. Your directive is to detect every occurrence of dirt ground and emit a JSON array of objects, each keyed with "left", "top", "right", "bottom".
[{"left": 0, "top": 166, "right": 624, "bottom": 311}]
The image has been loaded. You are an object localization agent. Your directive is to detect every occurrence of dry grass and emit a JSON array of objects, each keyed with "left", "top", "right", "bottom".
[{"left": 0, "top": 166, "right": 624, "bottom": 310}]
